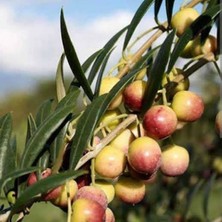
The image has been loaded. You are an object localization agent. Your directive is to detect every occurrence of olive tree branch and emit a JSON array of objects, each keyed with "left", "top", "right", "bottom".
[
  {"left": 75, "top": 114, "right": 137, "bottom": 170},
  {"left": 116, "top": 0, "right": 204, "bottom": 79}
]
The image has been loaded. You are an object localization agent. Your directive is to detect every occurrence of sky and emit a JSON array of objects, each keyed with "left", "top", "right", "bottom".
[
  {"left": 0, "top": 0, "right": 160, "bottom": 96},
  {"left": 0, "top": 1, "right": 214, "bottom": 96},
  {"left": 0, "top": 1, "right": 146, "bottom": 76}
]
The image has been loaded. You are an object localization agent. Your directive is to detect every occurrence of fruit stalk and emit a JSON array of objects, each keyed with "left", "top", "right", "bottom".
[{"left": 164, "top": 58, "right": 209, "bottom": 98}]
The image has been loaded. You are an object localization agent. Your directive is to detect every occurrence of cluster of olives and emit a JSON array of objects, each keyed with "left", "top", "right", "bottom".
[
  {"left": 25, "top": 6, "right": 219, "bottom": 222},
  {"left": 171, "top": 7, "right": 217, "bottom": 59},
  {"left": 26, "top": 66, "right": 205, "bottom": 221}
]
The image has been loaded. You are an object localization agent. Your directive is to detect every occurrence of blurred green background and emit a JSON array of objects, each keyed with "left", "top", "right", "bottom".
[{"left": 0, "top": 63, "right": 222, "bottom": 222}]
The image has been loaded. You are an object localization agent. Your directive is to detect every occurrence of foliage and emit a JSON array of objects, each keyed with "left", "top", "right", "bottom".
[{"left": 0, "top": 0, "right": 221, "bottom": 221}]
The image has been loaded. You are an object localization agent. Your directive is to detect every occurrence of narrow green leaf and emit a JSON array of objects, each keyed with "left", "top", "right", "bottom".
[
  {"left": 56, "top": 53, "right": 66, "bottom": 102},
  {"left": 50, "top": 122, "right": 69, "bottom": 164},
  {"left": 200, "top": 25, "right": 213, "bottom": 44},
  {"left": 69, "top": 95, "right": 106, "bottom": 170},
  {"left": 0, "top": 167, "right": 40, "bottom": 193},
  {"left": 123, "top": 0, "right": 155, "bottom": 51},
  {"left": 60, "top": 9, "right": 93, "bottom": 100},
  {"left": 203, "top": 173, "right": 217, "bottom": 221},
  {"left": 4, "top": 136, "right": 17, "bottom": 193},
  {"left": 93, "top": 48, "right": 116, "bottom": 98},
  {"left": 183, "top": 179, "right": 204, "bottom": 218},
  {"left": 141, "top": 30, "right": 175, "bottom": 114},
  {"left": 11, "top": 170, "right": 87, "bottom": 214},
  {"left": 82, "top": 49, "right": 103, "bottom": 73},
  {"left": 165, "top": 0, "right": 175, "bottom": 26},
  {"left": 25, "top": 114, "right": 37, "bottom": 145},
  {"left": 154, "top": 0, "right": 163, "bottom": 25},
  {"left": 197, "top": 0, "right": 218, "bottom": 47},
  {"left": 0, "top": 113, "right": 13, "bottom": 180},
  {"left": 69, "top": 69, "right": 139, "bottom": 169},
  {"left": 35, "top": 99, "right": 54, "bottom": 127},
  {"left": 56, "top": 87, "right": 80, "bottom": 110},
  {"left": 167, "top": 4, "right": 222, "bottom": 73},
  {"left": 48, "top": 88, "right": 81, "bottom": 164},
  {"left": 88, "top": 26, "right": 128, "bottom": 84},
  {"left": 37, "top": 151, "right": 50, "bottom": 170},
  {"left": 20, "top": 105, "right": 74, "bottom": 169},
  {"left": 206, "top": 0, "right": 219, "bottom": 9}
]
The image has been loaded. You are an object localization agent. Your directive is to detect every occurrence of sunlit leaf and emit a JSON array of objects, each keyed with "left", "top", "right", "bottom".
[
  {"left": 123, "top": 0, "right": 155, "bottom": 50},
  {"left": 20, "top": 104, "right": 74, "bottom": 169},
  {"left": 35, "top": 99, "right": 54, "bottom": 127},
  {"left": 88, "top": 26, "right": 128, "bottom": 84},
  {"left": 0, "top": 113, "right": 14, "bottom": 181},
  {"left": 0, "top": 113, "right": 16, "bottom": 194},
  {"left": 25, "top": 114, "right": 37, "bottom": 145},
  {"left": 56, "top": 86, "right": 80, "bottom": 111},
  {"left": 60, "top": 9, "right": 93, "bottom": 100},
  {"left": 37, "top": 151, "right": 50, "bottom": 170},
  {"left": 141, "top": 30, "right": 175, "bottom": 114},
  {"left": 4, "top": 136, "right": 17, "bottom": 193},
  {"left": 56, "top": 53, "right": 66, "bottom": 102},
  {"left": 11, "top": 170, "right": 87, "bottom": 215}
]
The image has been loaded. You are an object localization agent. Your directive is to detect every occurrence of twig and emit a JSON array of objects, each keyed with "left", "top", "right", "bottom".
[
  {"left": 75, "top": 114, "right": 137, "bottom": 170},
  {"left": 0, "top": 211, "right": 10, "bottom": 222},
  {"left": 212, "top": 217, "right": 222, "bottom": 222},
  {"left": 117, "top": 28, "right": 165, "bottom": 78},
  {"left": 116, "top": 0, "right": 204, "bottom": 79},
  {"left": 174, "top": 52, "right": 215, "bottom": 83}
]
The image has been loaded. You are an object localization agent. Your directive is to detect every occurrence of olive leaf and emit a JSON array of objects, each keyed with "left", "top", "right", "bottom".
[
  {"left": 123, "top": 0, "right": 155, "bottom": 50},
  {"left": 93, "top": 48, "right": 116, "bottom": 98},
  {"left": 10, "top": 170, "right": 87, "bottom": 215},
  {"left": 88, "top": 26, "right": 128, "bottom": 85},
  {"left": 183, "top": 179, "right": 204, "bottom": 219},
  {"left": 154, "top": 0, "right": 163, "bottom": 25},
  {"left": 56, "top": 53, "right": 66, "bottom": 102},
  {"left": 0, "top": 166, "right": 41, "bottom": 194},
  {"left": 60, "top": 9, "right": 93, "bottom": 100},
  {"left": 20, "top": 104, "right": 74, "bottom": 169},
  {"left": 55, "top": 86, "right": 80, "bottom": 111},
  {"left": 203, "top": 173, "right": 217, "bottom": 221},
  {"left": 141, "top": 30, "right": 176, "bottom": 114},
  {"left": 0, "top": 113, "right": 15, "bottom": 181},
  {"left": 49, "top": 122, "right": 69, "bottom": 165},
  {"left": 165, "top": 0, "right": 175, "bottom": 26},
  {"left": 25, "top": 114, "right": 37, "bottom": 145},
  {"left": 35, "top": 99, "right": 54, "bottom": 127}
]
